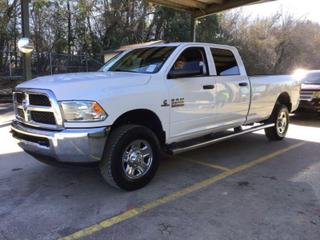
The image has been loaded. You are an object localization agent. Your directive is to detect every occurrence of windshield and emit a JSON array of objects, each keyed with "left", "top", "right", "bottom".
[
  {"left": 107, "top": 46, "right": 176, "bottom": 74},
  {"left": 303, "top": 72, "right": 320, "bottom": 84}
]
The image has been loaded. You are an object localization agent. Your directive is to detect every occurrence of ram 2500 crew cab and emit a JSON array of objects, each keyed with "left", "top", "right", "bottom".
[{"left": 11, "top": 42, "right": 300, "bottom": 190}]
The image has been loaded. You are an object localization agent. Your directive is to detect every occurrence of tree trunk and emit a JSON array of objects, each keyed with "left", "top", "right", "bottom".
[{"left": 67, "top": 0, "right": 72, "bottom": 55}]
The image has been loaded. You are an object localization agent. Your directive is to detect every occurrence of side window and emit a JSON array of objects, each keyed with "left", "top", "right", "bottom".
[
  {"left": 211, "top": 48, "right": 240, "bottom": 76},
  {"left": 171, "top": 47, "right": 208, "bottom": 76}
]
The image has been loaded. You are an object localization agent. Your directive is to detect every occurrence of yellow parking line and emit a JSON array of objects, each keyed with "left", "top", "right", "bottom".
[
  {"left": 186, "top": 159, "right": 231, "bottom": 171},
  {"left": 59, "top": 142, "right": 306, "bottom": 240}
]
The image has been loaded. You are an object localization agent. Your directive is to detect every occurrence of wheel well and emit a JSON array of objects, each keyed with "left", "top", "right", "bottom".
[
  {"left": 276, "top": 92, "right": 292, "bottom": 112},
  {"left": 112, "top": 109, "right": 166, "bottom": 145}
]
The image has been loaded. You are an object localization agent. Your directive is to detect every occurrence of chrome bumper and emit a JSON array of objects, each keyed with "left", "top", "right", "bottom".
[
  {"left": 299, "top": 99, "right": 320, "bottom": 112},
  {"left": 11, "top": 120, "right": 109, "bottom": 163}
]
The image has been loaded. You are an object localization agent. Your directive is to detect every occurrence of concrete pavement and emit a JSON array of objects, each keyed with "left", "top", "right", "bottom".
[{"left": 0, "top": 105, "right": 319, "bottom": 240}]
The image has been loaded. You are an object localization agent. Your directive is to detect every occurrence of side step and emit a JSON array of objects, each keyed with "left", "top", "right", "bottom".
[{"left": 169, "top": 123, "right": 275, "bottom": 155}]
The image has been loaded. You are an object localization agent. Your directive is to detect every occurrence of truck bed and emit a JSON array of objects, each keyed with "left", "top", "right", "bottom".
[{"left": 247, "top": 75, "right": 300, "bottom": 123}]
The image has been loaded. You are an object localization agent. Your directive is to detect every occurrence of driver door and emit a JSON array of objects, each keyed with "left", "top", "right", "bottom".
[{"left": 166, "top": 47, "right": 215, "bottom": 142}]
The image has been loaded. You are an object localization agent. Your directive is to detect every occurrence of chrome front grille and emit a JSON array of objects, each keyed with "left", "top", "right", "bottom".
[
  {"left": 300, "top": 90, "right": 313, "bottom": 101},
  {"left": 13, "top": 89, "right": 63, "bottom": 130}
]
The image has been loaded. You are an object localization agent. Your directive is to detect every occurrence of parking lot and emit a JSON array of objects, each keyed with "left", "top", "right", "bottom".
[{"left": 0, "top": 103, "right": 320, "bottom": 240}]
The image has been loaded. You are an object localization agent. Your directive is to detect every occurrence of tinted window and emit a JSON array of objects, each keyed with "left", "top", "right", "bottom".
[
  {"left": 211, "top": 48, "right": 240, "bottom": 76},
  {"left": 109, "top": 47, "right": 176, "bottom": 74},
  {"left": 303, "top": 72, "right": 320, "bottom": 84},
  {"left": 171, "top": 47, "right": 208, "bottom": 76}
]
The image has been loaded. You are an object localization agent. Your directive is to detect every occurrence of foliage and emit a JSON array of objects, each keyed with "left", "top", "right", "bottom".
[
  {"left": 220, "top": 11, "right": 320, "bottom": 74},
  {"left": 1, "top": 0, "right": 320, "bottom": 75}
]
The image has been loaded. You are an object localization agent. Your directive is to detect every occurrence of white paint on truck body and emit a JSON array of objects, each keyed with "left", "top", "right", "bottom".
[{"left": 17, "top": 42, "right": 300, "bottom": 144}]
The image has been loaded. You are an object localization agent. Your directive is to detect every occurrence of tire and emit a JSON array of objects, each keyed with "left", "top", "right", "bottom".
[
  {"left": 100, "top": 124, "right": 160, "bottom": 191},
  {"left": 264, "top": 104, "right": 289, "bottom": 141}
]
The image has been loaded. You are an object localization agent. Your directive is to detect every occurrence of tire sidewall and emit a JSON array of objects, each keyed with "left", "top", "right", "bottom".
[
  {"left": 108, "top": 126, "right": 159, "bottom": 190},
  {"left": 275, "top": 106, "right": 289, "bottom": 138}
]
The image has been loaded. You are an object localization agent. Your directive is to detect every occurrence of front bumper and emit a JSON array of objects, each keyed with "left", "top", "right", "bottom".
[
  {"left": 11, "top": 120, "right": 110, "bottom": 163},
  {"left": 299, "top": 99, "right": 320, "bottom": 112}
]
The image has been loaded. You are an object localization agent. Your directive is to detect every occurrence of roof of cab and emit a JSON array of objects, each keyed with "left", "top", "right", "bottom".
[
  {"left": 105, "top": 42, "right": 239, "bottom": 56},
  {"left": 142, "top": 42, "right": 237, "bottom": 50}
]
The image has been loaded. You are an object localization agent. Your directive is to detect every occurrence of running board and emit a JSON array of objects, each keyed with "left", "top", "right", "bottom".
[{"left": 169, "top": 123, "right": 275, "bottom": 155}]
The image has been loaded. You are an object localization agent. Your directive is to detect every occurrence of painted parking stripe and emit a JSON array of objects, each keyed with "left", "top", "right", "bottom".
[
  {"left": 59, "top": 142, "right": 306, "bottom": 240},
  {"left": 185, "top": 158, "right": 231, "bottom": 171}
]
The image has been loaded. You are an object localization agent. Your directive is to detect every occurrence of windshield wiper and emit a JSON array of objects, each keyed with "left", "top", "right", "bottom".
[{"left": 110, "top": 69, "right": 137, "bottom": 73}]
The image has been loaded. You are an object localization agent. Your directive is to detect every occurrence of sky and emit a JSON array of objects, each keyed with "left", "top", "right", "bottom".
[{"left": 238, "top": 0, "right": 320, "bottom": 23}]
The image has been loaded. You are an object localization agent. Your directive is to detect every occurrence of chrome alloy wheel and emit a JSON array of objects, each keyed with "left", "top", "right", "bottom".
[
  {"left": 276, "top": 110, "right": 288, "bottom": 137},
  {"left": 122, "top": 140, "right": 153, "bottom": 180}
]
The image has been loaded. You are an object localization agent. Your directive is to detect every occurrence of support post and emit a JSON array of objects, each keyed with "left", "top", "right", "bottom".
[
  {"left": 49, "top": 52, "right": 53, "bottom": 75},
  {"left": 9, "top": 52, "right": 12, "bottom": 79},
  {"left": 21, "top": 0, "right": 32, "bottom": 81},
  {"left": 191, "top": 16, "right": 199, "bottom": 42}
]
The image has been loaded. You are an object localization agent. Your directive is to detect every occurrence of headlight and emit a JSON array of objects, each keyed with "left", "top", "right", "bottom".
[
  {"left": 313, "top": 91, "right": 320, "bottom": 98},
  {"left": 60, "top": 101, "right": 107, "bottom": 122}
]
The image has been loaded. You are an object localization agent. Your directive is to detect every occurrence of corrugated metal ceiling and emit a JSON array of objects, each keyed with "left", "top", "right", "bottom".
[{"left": 146, "top": 0, "right": 275, "bottom": 18}]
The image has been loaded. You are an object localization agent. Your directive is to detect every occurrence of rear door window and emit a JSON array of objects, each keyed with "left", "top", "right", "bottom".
[{"left": 211, "top": 48, "right": 240, "bottom": 76}]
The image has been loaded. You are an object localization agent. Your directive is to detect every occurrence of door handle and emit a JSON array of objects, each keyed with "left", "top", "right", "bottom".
[
  {"left": 203, "top": 85, "right": 215, "bottom": 90},
  {"left": 239, "top": 82, "right": 248, "bottom": 87}
]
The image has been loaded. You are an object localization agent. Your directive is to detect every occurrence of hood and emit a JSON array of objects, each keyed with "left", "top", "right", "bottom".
[{"left": 17, "top": 71, "right": 151, "bottom": 100}]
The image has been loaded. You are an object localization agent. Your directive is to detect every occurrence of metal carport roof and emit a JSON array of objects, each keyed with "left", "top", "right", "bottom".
[{"left": 146, "top": 0, "right": 275, "bottom": 18}]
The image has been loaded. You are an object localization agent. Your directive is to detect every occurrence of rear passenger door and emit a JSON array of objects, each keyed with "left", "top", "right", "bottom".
[{"left": 210, "top": 48, "right": 250, "bottom": 127}]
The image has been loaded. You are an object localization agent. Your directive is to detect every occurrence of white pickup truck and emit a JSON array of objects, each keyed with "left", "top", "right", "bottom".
[{"left": 11, "top": 42, "right": 300, "bottom": 190}]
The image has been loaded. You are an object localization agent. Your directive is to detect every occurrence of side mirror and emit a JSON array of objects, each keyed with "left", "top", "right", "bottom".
[{"left": 168, "top": 67, "right": 203, "bottom": 79}]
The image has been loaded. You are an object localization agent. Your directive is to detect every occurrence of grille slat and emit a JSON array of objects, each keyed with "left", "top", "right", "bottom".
[
  {"left": 15, "top": 93, "right": 25, "bottom": 104},
  {"left": 31, "top": 111, "right": 56, "bottom": 125},
  {"left": 29, "top": 94, "right": 51, "bottom": 106},
  {"left": 17, "top": 108, "right": 24, "bottom": 119},
  {"left": 300, "top": 90, "right": 313, "bottom": 101}
]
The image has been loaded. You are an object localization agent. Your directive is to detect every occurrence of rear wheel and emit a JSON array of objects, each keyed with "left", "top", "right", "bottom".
[
  {"left": 265, "top": 104, "right": 289, "bottom": 141},
  {"left": 100, "top": 124, "right": 160, "bottom": 191}
]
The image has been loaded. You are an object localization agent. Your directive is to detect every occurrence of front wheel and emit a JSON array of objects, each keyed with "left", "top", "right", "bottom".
[
  {"left": 100, "top": 124, "right": 160, "bottom": 191},
  {"left": 265, "top": 104, "right": 289, "bottom": 141}
]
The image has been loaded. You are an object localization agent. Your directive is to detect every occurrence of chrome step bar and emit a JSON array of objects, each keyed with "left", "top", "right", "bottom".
[{"left": 170, "top": 123, "right": 275, "bottom": 155}]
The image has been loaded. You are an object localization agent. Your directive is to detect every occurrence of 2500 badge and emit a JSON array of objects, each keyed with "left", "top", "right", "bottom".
[
  {"left": 171, "top": 98, "right": 184, "bottom": 107},
  {"left": 161, "top": 98, "right": 185, "bottom": 107}
]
